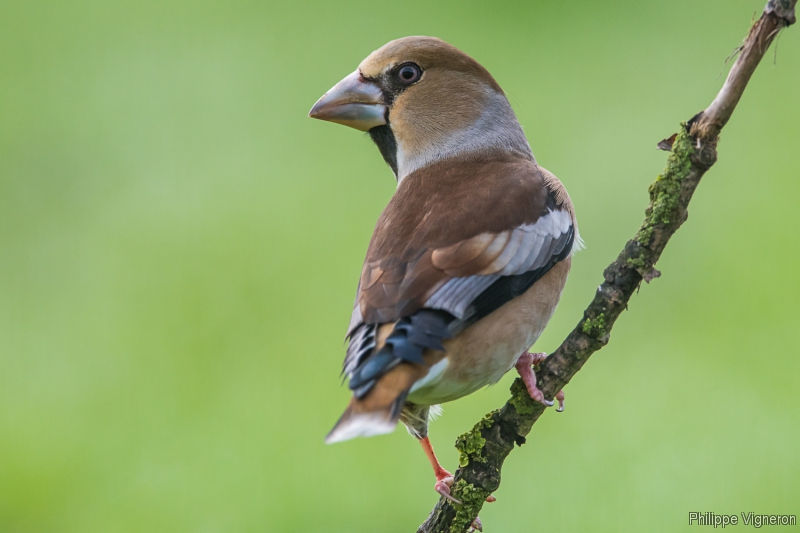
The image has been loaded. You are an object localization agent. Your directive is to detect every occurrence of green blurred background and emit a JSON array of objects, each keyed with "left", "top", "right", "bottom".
[{"left": 1, "top": 0, "right": 798, "bottom": 531}]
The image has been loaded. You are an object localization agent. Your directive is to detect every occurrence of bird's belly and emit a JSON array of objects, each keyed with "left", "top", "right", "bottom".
[{"left": 407, "top": 259, "right": 571, "bottom": 406}]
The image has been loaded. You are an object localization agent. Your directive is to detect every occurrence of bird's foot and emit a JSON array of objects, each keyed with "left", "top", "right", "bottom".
[
  {"left": 422, "top": 436, "right": 496, "bottom": 506},
  {"left": 433, "top": 471, "right": 496, "bottom": 505},
  {"left": 434, "top": 470, "right": 460, "bottom": 503},
  {"left": 515, "top": 351, "right": 565, "bottom": 411},
  {"left": 468, "top": 516, "right": 483, "bottom": 532}
]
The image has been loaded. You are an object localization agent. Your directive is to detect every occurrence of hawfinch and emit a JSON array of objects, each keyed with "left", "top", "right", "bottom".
[{"left": 309, "top": 36, "right": 580, "bottom": 502}]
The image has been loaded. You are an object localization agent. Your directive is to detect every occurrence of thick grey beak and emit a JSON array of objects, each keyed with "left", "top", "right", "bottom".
[{"left": 308, "top": 71, "right": 387, "bottom": 132}]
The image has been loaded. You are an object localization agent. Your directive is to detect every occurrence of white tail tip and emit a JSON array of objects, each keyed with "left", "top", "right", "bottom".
[{"left": 325, "top": 411, "right": 398, "bottom": 444}]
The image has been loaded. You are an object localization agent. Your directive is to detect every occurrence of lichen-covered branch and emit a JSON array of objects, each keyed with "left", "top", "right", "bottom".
[{"left": 417, "top": 2, "right": 797, "bottom": 532}]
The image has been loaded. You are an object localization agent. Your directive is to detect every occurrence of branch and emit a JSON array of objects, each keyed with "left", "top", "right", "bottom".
[{"left": 418, "top": 2, "right": 797, "bottom": 532}]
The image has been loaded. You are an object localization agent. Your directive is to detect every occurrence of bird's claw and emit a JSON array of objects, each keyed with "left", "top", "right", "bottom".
[
  {"left": 434, "top": 471, "right": 491, "bottom": 530},
  {"left": 530, "top": 388, "right": 554, "bottom": 407},
  {"left": 529, "top": 352, "right": 548, "bottom": 365},
  {"left": 435, "top": 475, "right": 495, "bottom": 505},
  {"left": 555, "top": 390, "right": 565, "bottom": 412},
  {"left": 468, "top": 516, "right": 483, "bottom": 532},
  {"left": 434, "top": 474, "right": 461, "bottom": 504},
  {"left": 516, "top": 351, "right": 565, "bottom": 410}
]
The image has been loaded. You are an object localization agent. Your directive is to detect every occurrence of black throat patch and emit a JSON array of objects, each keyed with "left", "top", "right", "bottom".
[{"left": 368, "top": 125, "right": 398, "bottom": 176}]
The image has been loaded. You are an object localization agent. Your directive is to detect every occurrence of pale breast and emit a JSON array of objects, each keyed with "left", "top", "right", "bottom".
[{"left": 407, "top": 257, "right": 571, "bottom": 405}]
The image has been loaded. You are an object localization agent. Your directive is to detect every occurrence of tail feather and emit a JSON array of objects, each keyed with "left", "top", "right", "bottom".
[
  {"left": 325, "top": 376, "right": 413, "bottom": 444},
  {"left": 325, "top": 402, "right": 399, "bottom": 444},
  {"left": 326, "top": 364, "right": 422, "bottom": 444}
]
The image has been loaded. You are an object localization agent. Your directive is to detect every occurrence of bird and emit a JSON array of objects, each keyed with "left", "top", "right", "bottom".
[{"left": 309, "top": 36, "right": 580, "bottom": 504}]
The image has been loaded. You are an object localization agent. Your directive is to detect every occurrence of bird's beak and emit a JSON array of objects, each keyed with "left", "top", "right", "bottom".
[{"left": 308, "top": 71, "right": 387, "bottom": 132}]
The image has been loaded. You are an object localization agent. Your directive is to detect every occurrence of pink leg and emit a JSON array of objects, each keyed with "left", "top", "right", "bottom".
[
  {"left": 515, "top": 351, "right": 566, "bottom": 410},
  {"left": 419, "top": 437, "right": 496, "bottom": 505},
  {"left": 419, "top": 436, "right": 459, "bottom": 503}
]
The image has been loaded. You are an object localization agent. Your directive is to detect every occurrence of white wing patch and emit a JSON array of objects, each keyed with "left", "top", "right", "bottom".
[
  {"left": 422, "top": 209, "right": 573, "bottom": 319},
  {"left": 347, "top": 209, "right": 577, "bottom": 334},
  {"left": 425, "top": 275, "right": 500, "bottom": 318},
  {"left": 499, "top": 209, "right": 572, "bottom": 275}
]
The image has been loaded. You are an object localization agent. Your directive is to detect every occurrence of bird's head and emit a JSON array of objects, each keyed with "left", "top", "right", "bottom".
[{"left": 309, "top": 36, "right": 532, "bottom": 181}]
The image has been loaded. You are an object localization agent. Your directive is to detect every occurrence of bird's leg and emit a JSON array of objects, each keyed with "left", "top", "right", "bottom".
[
  {"left": 419, "top": 436, "right": 459, "bottom": 503},
  {"left": 516, "top": 351, "right": 565, "bottom": 410},
  {"left": 419, "top": 438, "right": 488, "bottom": 532},
  {"left": 419, "top": 436, "right": 496, "bottom": 507}
]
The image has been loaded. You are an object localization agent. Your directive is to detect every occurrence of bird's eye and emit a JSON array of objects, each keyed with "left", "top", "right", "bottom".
[{"left": 395, "top": 63, "right": 421, "bottom": 85}]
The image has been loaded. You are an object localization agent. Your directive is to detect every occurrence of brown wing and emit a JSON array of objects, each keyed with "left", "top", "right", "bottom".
[
  {"left": 343, "top": 156, "right": 576, "bottom": 385},
  {"left": 358, "top": 155, "right": 552, "bottom": 324}
]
